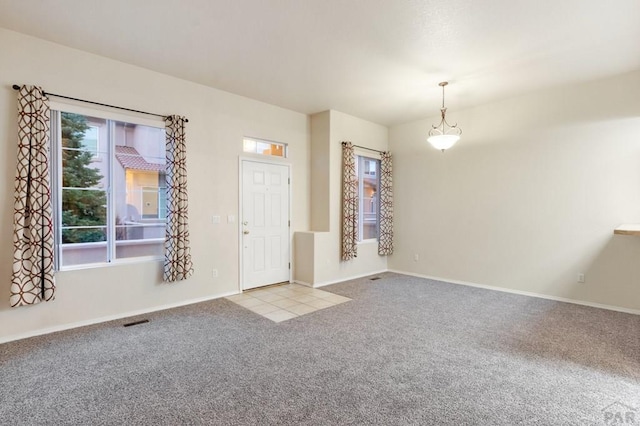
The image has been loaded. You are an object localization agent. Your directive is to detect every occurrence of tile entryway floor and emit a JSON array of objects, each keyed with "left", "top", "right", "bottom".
[{"left": 225, "top": 283, "right": 351, "bottom": 322}]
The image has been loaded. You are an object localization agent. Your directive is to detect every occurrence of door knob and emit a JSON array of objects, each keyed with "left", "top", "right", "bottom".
[{"left": 243, "top": 230, "right": 250, "bottom": 234}]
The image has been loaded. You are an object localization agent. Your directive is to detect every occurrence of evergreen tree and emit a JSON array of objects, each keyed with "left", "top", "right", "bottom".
[{"left": 61, "top": 113, "right": 107, "bottom": 243}]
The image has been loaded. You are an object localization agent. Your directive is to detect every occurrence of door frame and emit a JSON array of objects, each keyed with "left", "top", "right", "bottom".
[{"left": 238, "top": 156, "right": 293, "bottom": 292}]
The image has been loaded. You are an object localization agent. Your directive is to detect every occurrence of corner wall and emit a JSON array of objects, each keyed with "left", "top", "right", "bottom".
[
  {"left": 0, "top": 28, "right": 310, "bottom": 342},
  {"left": 295, "top": 110, "right": 389, "bottom": 286},
  {"left": 389, "top": 71, "right": 640, "bottom": 311}
]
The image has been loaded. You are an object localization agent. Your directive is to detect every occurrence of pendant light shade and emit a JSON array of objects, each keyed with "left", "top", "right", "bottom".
[
  {"left": 427, "top": 134, "right": 460, "bottom": 151},
  {"left": 428, "top": 82, "right": 462, "bottom": 152}
]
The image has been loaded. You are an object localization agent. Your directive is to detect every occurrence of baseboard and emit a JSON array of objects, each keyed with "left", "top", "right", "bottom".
[
  {"left": 0, "top": 290, "right": 238, "bottom": 344},
  {"left": 296, "top": 269, "right": 389, "bottom": 288},
  {"left": 388, "top": 269, "right": 640, "bottom": 316},
  {"left": 3, "top": 270, "right": 388, "bottom": 344},
  {"left": 9, "top": 269, "right": 633, "bottom": 344},
  {"left": 293, "top": 279, "right": 313, "bottom": 287}
]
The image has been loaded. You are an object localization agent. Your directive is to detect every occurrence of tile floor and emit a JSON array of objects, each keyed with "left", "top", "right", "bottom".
[{"left": 225, "top": 283, "right": 351, "bottom": 322}]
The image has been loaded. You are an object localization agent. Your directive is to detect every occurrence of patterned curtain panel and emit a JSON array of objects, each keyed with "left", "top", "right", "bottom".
[
  {"left": 341, "top": 141, "right": 358, "bottom": 260},
  {"left": 10, "top": 86, "right": 56, "bottom": 307},
  {"left": 378, "top": 151, "right": 394, "bottom": 255},
  {"left": 164, "top": 116, "right": 194, "bottom": 282}
]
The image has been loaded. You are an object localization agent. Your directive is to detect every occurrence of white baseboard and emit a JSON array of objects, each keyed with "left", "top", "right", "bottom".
[
  {"left": 8, "top": 269, "right": 635, "bottom": 344},
  {"left": 0, "top": 290, "right": 238, "bottom": 344},
  {"left": 295, "top": 269, "right": 389, "bottom": 288},
  {"left": 388, "top": 269, "right": 640, "bottom": 316}
]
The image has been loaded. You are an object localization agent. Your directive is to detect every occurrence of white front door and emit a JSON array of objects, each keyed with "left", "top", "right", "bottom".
[{"left": 241, "top": 160, "right": 290, "bottom": 290}]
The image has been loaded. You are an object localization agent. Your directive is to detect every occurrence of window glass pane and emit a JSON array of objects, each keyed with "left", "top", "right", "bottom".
[
  {"left": 81, "top": 126, "right": 99, "bottom": 156},
  {"left": 60, "top": 112, "right": 110, "bottom": 267},
  {"left": 358, "top": 156, "right": 379, "bottom": 241},
  {"left": 256, "top": 142, "right": 269, "bottom": 154},
  {"left": 61, "top": 114, "right": 108, "bottom": 189},
  {"left": 267, "top": 143, "right": 284, "bottom": 157},
  {"left": 60, "top": 236, "right": 108, "bottom": 266},
  {"left": 61, "top": 188, "right": 107, "bottom": 233},
  {"left": 60, "top": 187, "right": 108, "bottom": 267},
  {"left": 243, "top": 138, "right": 257, "bottom": 153},
  {"left": 243, "top": 137, "right": 286, "bottom": 157},
  {"left": 114, "top": 122, "right": 166, "bottom": 259}
]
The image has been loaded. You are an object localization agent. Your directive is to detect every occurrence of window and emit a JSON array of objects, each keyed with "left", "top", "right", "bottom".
[
  {"left": 243, "top": 137, "right": 287, "bottom": 158},
  {"left": 357, "top": 155, "right": 380, "bottom": 241},
  {"left": 52, "top": 110, "right": 166, "bottom": 269}
]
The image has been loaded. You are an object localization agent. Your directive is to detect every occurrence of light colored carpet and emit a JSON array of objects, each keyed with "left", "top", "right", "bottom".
[{"left": 1, "top": 272, "right": 639, "bottom": 425}]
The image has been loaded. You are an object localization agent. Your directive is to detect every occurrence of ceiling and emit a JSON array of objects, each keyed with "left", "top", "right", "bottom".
[{"left": 0, "top": 0, "right": 638, "bottom": 126}]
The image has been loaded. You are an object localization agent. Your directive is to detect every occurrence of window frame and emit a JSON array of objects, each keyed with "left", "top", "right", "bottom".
[{"left": 50, "top": 103, "right": 166, "bottom": 271}]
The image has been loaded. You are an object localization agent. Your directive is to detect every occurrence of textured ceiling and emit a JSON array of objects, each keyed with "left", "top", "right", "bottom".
[{"left": 0, "top": 0, "right": 638, "bottom": 125}]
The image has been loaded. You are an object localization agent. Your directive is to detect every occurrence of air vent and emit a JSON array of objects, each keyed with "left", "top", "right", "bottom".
[{"left": 123, "top": 319, "right": 149, "bottom": 327}]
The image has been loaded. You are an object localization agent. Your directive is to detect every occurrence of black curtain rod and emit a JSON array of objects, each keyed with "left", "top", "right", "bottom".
[
  {"left": 341, "top": 141, "right": 386, "bottom": 154},
  {"left": 12, "top": 84, "right": 188, "bottom": 122}
]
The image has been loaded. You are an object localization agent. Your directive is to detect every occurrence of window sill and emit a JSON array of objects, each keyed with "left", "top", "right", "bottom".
[
  {"left": 613, "top": 224, "right": 640, "bottom": 236},
  {"left": 357, "top": 239, "right": 378, "bottom": 245},
  {"left": 58, "top": 256, "right": 163, "bottom": 272}
]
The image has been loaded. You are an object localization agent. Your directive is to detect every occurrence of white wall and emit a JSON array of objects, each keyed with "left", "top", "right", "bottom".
[
  {"left": 389, "top": 71, "right": 640, "bottom": 311},
  {"left": 0, "top": 28, "right": 310, "bottom": 342},
  {"left": 310, "top": 111, "right": 331, "bottom": 231}
]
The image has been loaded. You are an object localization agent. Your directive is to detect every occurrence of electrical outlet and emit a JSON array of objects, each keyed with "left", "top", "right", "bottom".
[
  {"left": 211, "top": 215, "right": 220, "bottom": 224},
  {"left": 578, "top": 273, "right": 585, "bottom": 283},
  {"left": 212, "top": 269, "right": 218, "bottom": 278},
  {"left": 413, "top": 254, "right": 419, "bottom": 262}
]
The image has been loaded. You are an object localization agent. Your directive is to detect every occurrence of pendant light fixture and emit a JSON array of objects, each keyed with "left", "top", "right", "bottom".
[{"left": 428, "top": 81, "right": 462, "bottom": 152}]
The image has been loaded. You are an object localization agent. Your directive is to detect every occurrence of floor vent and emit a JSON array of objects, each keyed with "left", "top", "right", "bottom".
[
  {"left": 370, "top": 277, "right": 381, "bottom": 281},
  {"left": 123, "top": 319, "right": 149, "bottom": 327}
]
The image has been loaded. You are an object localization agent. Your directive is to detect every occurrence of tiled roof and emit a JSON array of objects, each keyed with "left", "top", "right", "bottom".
[{"left": 115, "top": 146, "right": 164, "bottom": 172}]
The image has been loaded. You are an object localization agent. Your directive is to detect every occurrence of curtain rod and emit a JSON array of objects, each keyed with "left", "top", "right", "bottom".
[
  {"left": 12, "top": 84, "right": 188, "bottom": 123},
  {"left": 341, "top": 141, "right": 386, "bottom": 154}
]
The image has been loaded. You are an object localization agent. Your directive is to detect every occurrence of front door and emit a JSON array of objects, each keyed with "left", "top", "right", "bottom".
[{"left": 241, "top": 160, "right": 290, "bottom": 290}]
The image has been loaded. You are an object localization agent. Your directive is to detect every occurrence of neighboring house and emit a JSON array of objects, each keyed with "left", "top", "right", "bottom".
[{"left": 115, "top": 145, "right": 166, "bottom": 227}]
